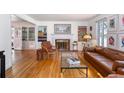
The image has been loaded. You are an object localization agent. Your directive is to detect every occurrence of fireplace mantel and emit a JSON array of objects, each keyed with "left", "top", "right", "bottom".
[
  {"left": 51, "top": 34, "right": 74, "bottom": 38},
  {"left": 51, "top": 34, "right": 73, "bottom": 43}
]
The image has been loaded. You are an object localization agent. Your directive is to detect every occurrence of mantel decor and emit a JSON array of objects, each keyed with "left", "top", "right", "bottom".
[{"left": 54, "top": 24, "right": 71, "bottom": 34}]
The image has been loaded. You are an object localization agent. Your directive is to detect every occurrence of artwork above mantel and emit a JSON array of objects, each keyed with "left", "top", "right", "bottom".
[{"left": 54, "top": 24, "right": 71, "bottom": 34}]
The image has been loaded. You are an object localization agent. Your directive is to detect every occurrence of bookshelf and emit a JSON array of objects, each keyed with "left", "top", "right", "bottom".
[{"left": 38, "top": 26, "right": 47, "bottom": 42}]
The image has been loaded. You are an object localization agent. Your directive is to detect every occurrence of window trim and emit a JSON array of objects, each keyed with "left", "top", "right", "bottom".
[{"left": 96, "top": 18, "right": 108, "bottom": 47}]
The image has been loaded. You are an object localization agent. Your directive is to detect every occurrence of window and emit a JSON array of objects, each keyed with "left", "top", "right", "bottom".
[{"left": 96, "top": 18, "right": 108, "bottom": 47}]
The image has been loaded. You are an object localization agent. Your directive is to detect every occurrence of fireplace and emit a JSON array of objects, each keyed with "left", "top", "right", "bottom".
[
  {"left": 0, "top": 51, "right": 5, "bottom": 78},
  {"left": 55, "top": 39, "right": 70, "bottom": 51}
]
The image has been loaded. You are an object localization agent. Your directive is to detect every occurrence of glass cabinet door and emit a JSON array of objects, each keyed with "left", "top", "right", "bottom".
[
  {"left": 29, "top": 27, "right": 35, "bottom": 41},
  {"left": 22, "top": 27, "right": 28, "bottom": 41}
]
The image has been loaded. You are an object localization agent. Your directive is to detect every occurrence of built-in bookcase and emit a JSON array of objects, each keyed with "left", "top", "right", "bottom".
[
  {"left": 22, "top": 27, "right": 35, "bottom": 41},
  {"left": 22, "top": 27, "right": 35, "bottom": 49},
  {"left": 38, "top": 26, "right": 47, "bottom": 42},
  {"left": 29, "top": 27, "right": 35, "bottom": 41},
  {"left": 22, "top": 27, "right": 28, "bottom": 41}
]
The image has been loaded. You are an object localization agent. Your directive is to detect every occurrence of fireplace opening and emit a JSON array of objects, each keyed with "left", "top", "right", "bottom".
[{"left": 55, "top": 39, "right": 70, "bottom": 51}]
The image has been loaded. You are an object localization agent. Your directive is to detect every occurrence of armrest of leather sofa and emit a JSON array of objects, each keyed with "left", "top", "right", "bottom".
[
  {"left": 107, "top": 74, "right": 124, "bottom": 78},
  {"left": 84, "top": 47, "right": 96, "bottom": 52},
  {"left": 112, "top": 60, "right": 124, "bottom": 71}
]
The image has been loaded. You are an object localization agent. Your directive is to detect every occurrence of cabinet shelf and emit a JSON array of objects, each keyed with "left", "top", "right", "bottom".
[{"left": 38, "top": 26, "right": 47, "bottom": 42}]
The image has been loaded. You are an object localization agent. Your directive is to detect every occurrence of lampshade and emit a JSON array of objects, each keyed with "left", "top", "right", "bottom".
[{"left": 83, "top": 34, "right": 92, "bottom": 40}]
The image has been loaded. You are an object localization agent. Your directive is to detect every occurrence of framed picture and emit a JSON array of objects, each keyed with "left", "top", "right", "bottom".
[
  {"left": 119, "top": 14, "right": 124, "bottom": 30},
  {"left": 107, "top": 34, "right": 117, "bottom": 49},
  {"left": 90, "top": 26, "right": 92, "bottom": 31},
  {"left": 54, "top": 24, "right": 71, "bottom": 34},
  {"left": 78, "top": 26, "right": 87, "bottom": 41},
  {"left": 108, "top": 15, "right": 117, "bottom": 32},
  {"left": 118, "top": 34, "right": 124, "bottom": 51}
]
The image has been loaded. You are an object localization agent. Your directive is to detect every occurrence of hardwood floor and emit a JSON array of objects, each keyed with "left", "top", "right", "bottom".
[{"left": 6, "top": 50, "right": 101, "bottom": 78}]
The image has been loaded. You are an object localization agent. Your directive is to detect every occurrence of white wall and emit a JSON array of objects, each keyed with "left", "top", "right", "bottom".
[
  {"left": 88, "top": 14, "right": 112, "bottom": 40},
  {"left": 0, "top": 15, "right": 12, "bottom": 69},
  {"left": 35, "top": 21, "right": 88, "bottom": 50},
  {"left": 89, "top": 14, "right": 124, "bottom": 51}
]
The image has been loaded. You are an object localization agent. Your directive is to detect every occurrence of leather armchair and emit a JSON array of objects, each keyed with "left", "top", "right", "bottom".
[{"left": 41, "top": 41, "right": 57, "bottom": 59}]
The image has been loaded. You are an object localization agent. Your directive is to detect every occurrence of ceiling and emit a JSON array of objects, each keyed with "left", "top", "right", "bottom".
[
  {"left": 11, "top": 15, "right": 25, "bottom": 22},
  {"left": 27, "top": 14, "right": 97, "bottom": 21}
]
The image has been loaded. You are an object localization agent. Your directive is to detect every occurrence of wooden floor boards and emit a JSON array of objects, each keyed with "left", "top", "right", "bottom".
[{"left": 6, "top": 50, "right": 101, "bottom": 78}]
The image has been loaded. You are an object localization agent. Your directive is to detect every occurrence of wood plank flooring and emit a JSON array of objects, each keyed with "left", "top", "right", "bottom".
[{"left": 6, "top": 50, "right": 101, "bottom": 78}]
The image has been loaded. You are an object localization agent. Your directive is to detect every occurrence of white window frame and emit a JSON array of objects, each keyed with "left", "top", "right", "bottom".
[{"left": 96, "top": 18, "right": 108, "bottom": 47}]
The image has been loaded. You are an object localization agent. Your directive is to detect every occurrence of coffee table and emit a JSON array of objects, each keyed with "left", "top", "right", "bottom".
[{"left": 60, "top": 52, "right": 88, "bottom": 78}]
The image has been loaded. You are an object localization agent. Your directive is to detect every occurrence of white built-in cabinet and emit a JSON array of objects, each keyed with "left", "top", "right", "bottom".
[{"left": 22, "top": 27, "right": 35, "bottom": 49}]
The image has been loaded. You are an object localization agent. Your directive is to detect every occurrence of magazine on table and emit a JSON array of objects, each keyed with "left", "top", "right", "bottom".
[{"left": 67, "top": 57, "right": 80, "bottom": 65}]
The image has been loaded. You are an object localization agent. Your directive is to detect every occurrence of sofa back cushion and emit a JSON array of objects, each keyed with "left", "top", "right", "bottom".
[
  {"left": 95, "top": 47, "right": 104, "bottom": 54},
  {"left": 102, "top": 48, "right": 118, "bottom": 61},
  {"left": 95, "top": 47, "right": 124, "bottom": 61},
  {"left": 96, "top": 48, "right": 115, "bottom": 60},
  {"left": 114, "top": 53, "right": 124, "bottom": 61},
  {"left": 112, "top": 61, "right": 124, "bottom": 71}
]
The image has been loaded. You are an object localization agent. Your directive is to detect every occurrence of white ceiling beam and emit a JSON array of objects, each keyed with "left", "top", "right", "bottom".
[{"left": 15, "top": 14, "right": 37, "bottom": 25}]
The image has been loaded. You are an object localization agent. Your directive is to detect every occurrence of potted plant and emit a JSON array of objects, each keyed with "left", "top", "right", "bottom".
[{"left": 73, "top": 41, "right": 78, "bottom": 45}]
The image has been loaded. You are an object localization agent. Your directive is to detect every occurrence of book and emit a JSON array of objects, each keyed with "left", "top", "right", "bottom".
[{"left": 67, "top": 57, "right": 80, "bottom": 65}]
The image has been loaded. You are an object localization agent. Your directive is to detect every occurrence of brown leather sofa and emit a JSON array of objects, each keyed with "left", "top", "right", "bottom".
[{"left": 84, "top": 47, "right": 124, "bottom": 77}]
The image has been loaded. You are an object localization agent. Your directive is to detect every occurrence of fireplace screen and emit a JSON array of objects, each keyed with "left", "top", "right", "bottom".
[{"left": 55, "top": 39, "right": 70, "bottom": 51}]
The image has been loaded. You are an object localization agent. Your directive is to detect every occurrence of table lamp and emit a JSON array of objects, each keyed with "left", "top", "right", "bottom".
[
  {"left": 82, "top": 33, "right": 92, "bottom": 52},
  {"left": 82, "top": 33, "right": 92, "bottom": 42}
]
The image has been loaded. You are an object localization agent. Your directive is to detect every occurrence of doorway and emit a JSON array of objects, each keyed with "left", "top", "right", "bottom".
[{"left": 11, "top": 15, "right": 36, "bottom": 64}]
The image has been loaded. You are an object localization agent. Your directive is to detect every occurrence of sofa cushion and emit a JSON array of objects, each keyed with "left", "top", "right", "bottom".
[
  {"left": 117, "top": 67, "right": 124, "bottom": 75},
  {"left": 103, "top": 48, "right": 124, "bottom": 61},
  {"left": 115, "top": 53, "right": 124, "bottom": 61},
  {"left": 95, "top": 48, "right": 124, "bottom": 61},
  {"left": 95, "top": 47, "right": 103, "bottom": 53},
  {"left": 112, "top": 61, "right": 124, "bottom": 71},
  {"left": 102, "top": 48, "right": 118, "bottom": 61},
  {"left": 95, "top": 48, "right": 114, "bottom": 60},
  {"left": 86, "top": 52, "right": 113, "bottom": 71},
  {"left": 84, "top": 52, "right": 115, "bottom": 76}
]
